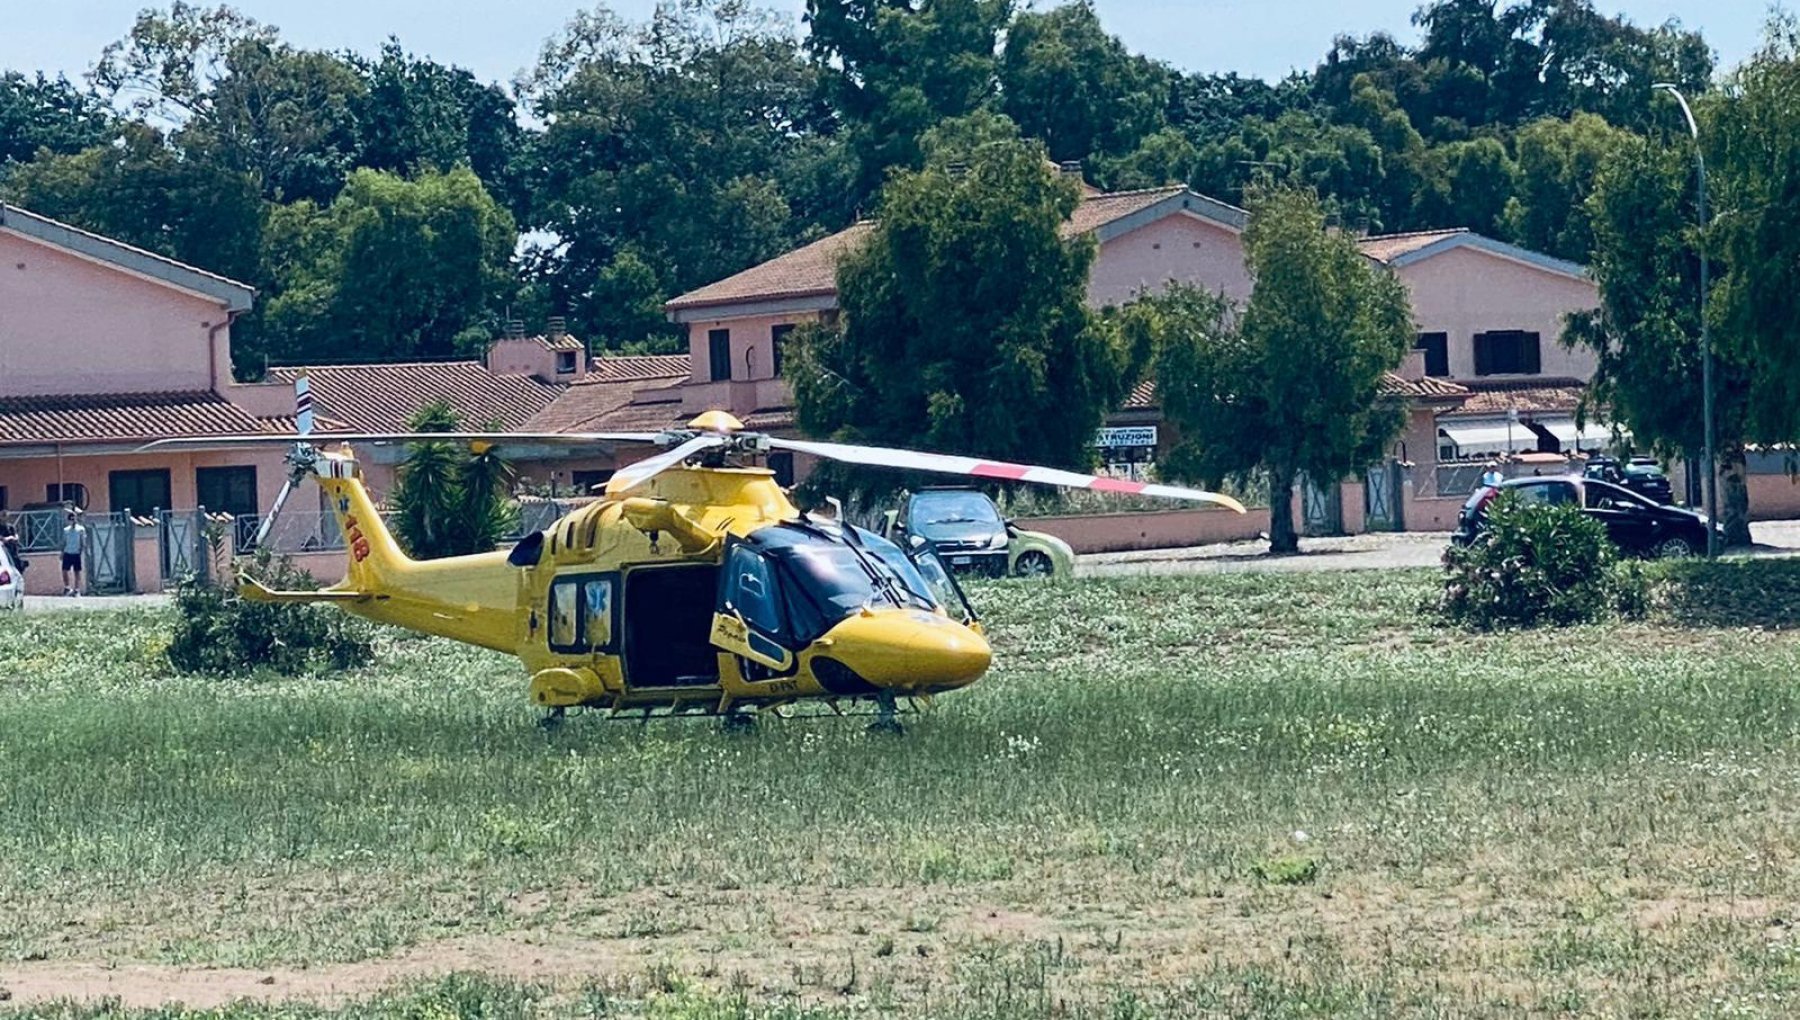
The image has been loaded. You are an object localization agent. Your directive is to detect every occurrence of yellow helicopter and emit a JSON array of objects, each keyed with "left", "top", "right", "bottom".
[{"left": 147, "top": 383, "right": 1244, "bottom": 732}]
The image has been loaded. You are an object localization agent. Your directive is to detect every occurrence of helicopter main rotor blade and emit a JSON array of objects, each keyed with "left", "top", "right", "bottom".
[
  {"left": 765, "top": 437, "right": 1248, "bottom": 513},
  {"left": 608, "top": 434, "right": 725, "bottom": 493},
  {"left": 135, "top": 430, "right": 664, "bottom": 453}
]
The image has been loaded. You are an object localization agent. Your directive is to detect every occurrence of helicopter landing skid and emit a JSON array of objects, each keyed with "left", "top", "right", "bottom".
[
  {"left": 533, "top": 696, "right": 922, "bottom": 731},
  {"left": 867, "top": 691, "right": 904, "bottom": 735}
]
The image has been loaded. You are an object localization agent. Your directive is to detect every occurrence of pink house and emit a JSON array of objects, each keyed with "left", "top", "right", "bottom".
[
  {"left": 652, "top": 180, "right": 1615, "bottom": 538},
  {"left": 0, "top": 204, "right": 674, "bottom": 592},
  {"left": 0, "top": 203, "right": 286, "bottom": 593}
]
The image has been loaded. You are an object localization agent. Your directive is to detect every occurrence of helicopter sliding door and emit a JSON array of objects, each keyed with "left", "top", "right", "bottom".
[
  {"left": 712, "top": 541, "right": 796, "bottom": 680},
  {"left": 620, "top": 564, "right": 721, "bottom": 689}
]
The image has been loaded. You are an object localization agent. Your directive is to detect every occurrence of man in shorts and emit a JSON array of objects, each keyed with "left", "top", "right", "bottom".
[{"left": 61, "top": 510, "right": 86, "bottom": 596}]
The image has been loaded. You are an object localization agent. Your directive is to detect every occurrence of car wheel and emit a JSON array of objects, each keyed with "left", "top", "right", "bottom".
[
  {"left": 1655, "top": 535, "right": 1695, "bottom": 559},
  {"left": 1013, "top": 551, "right": 1055, "bottom": 578}
]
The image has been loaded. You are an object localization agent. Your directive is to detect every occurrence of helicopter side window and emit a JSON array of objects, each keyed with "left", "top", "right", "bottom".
[
  {"left": 549, "top": 574, "right": 619, "bottom": 653},
  {"left": 724, "top": 544, "right": 784, "bottom": 636},
  {"left": 583, "top": 579, "right": 615, "bottom": 648},
  {"left": 549, "top": 580, "right": 580, "bottom": 649}
]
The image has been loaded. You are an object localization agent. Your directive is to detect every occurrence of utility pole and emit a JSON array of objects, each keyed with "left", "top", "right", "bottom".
[{"left": 1653, "top": 83, "right": 1718, "bottom": 557}]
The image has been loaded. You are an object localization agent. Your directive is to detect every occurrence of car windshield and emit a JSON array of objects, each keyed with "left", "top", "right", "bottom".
[{"left": 909, "top": 492, "right": 1002, "bottom": 534}]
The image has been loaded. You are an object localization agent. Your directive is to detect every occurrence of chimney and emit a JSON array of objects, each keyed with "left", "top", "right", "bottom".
[
  {"left": 1059, "top": 160, "right": 1083, "bottom": 177},
  {"left": 546, "top": 315, "right": 567, "bottom": 341},
  {"left": 506, "top": 318, "right": 525, "bottom": 340}
]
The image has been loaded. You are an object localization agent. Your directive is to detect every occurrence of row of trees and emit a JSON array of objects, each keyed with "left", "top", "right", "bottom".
[
  {"left": 792, "top": 20, "right": 1800, "bottom": 550},
  {"left": 0, "top": 0, "right": 1725, "bottom": 377},
  {"left": 1565, "top": 24, "right": 1800, "bottom": 544},
  {"left": 790, "top": 133, "right": 1414, "bottom": 553}
]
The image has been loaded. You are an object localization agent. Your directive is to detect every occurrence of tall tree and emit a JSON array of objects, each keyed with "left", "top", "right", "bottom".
[
  {"left": 1153, "top": 187, "right": 1414, "bottom": 554},
  {"left": 351, "top": 41, "right": 529, "bottom": 218},
  {"left": 1711, "top": 23, "right": 1800, "bottom": 445},
  {"left": 261, "top": 167, "right": 516, "bottom": 363},
  {"left": 788, "top": 129, "right": 1137, "bottom": 471},
  {"left": 1561, "top": 135, "right": 1755, "bottom": 543},
  {"left": 0, "top": 121, "right": 264, "bottom": 299},
  {"left": 1504, "top": 113, "right": 1631, "bottom": 262},
  {"left": 997, "top": 0, "right": 1169, "bottom": 164},
  {"left": 0, "top": 73, "right": 114, "bottom": 174},
  {"left": 805, "top": 0, "right": 1013, "bottom": 199},
  {"left": 1417, "top": 135, "right": 1517, "bottom": 237},
  {"left": 520, "top": 0, "right": 832, "bottom": 350}
]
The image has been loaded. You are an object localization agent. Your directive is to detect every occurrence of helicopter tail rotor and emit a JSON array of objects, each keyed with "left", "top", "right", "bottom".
[{"left": 250, "top": 375, "right": 317, "bottom": 550}]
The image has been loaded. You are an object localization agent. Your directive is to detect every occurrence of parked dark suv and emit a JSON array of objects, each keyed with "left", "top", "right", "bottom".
[
  {"left": 1452, "top": 475, "right": 1716, "bottom": 558},
  {"left": 1583, "top": 455, "right": 1675, "bottom": 505}
]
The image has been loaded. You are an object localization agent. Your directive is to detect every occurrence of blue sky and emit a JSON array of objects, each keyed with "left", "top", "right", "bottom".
[{"left": 5, "top": 1, "right": 1776, "bottom": 91}]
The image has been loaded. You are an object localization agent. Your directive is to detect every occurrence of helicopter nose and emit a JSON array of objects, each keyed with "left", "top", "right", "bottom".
[{"left": 815, "top": 609, "right": 992, "bottom": 692}]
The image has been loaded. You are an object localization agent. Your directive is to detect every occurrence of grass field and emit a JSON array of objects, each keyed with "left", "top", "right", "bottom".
[{"left": 4, "top": 562, "right": 1800, "bottom": 1017}]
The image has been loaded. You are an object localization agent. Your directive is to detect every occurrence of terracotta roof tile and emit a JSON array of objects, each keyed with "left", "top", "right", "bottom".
[
  {"left": 583, "top": 353, "right": 691, "bottom": 383},
  {"left": 742, "top": 407, "right": 795, "bottom": 430},
  {"left": 666, "top": 225, "right": 875, "bottom": 311},
  {"left": 1357, "top": 229, "right": 1468, "bottom": 263},
  {"left": 1379, "top": 373, "right": 1472, "bottom": 401},
  {"left": 577, "top": 390, "right": 692, "bottom": 432},
  {"left": 266, "top": 361, "right": 560, "bottom": 432},
  {"left": 0, "top": 391, "right": 273, "bottom": 445},
  {"left": 526, "top": 376, "right": 686, "bottom": 434},
  {"left": 532, "top": 333, "right": 585, "bottom": 352},
  {"left": 666, "top": 186, "right": 1207, "bottom": 313},
  {"left": 1446, "top": 377, "right": 1586, "bottom": 417},
  {"left": 1064, "top": 186, "right": 1189, "bottom": 235},
  {"left": 1123, "top": 372, "right": 1466, "bottom": 415}
]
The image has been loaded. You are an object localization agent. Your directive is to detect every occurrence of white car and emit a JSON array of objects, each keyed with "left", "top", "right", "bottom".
[{"left": 0, "top": 543, "right": 22, "bottom": 609}]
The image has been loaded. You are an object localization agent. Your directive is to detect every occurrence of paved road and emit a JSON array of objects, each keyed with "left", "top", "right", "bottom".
[
  {"left": 10, "top": 523, "right": 1800, "bottom": 610},
  {"left": 1079, "top": 520, "right": 1800, "bottom": 577}
]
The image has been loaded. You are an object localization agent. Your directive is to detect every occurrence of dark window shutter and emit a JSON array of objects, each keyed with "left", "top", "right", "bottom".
[
  {"left": 771, "top": 323, "right": 795, "bottom": 377},
  {"left": 1522, "top": 332, "right": 1541, "bottom": 374},
  {"left": 1473, "top": 333, "right": 1491, "bottom": 376},
  {"left": 1415, "top": 332, "right": 1449, "bottom": 377},
  {"left": 708, "top": 329, "right": 731, "bottom": 382}
]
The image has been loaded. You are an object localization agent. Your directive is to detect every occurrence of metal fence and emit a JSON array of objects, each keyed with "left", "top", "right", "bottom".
[
  {"left": 11, "top": 509, "right": 133, "bottom": 593},
  {"left": 509, "top": 500, "right": 573, "bottom": 541},
  {"left": 1434, "top": 463, "right": 1490, "bottom": 498}
]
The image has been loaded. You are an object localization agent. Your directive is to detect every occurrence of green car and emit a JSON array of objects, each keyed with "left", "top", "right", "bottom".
[{"left": 881, "top": 488, "right": 1076, "bottom": 579}]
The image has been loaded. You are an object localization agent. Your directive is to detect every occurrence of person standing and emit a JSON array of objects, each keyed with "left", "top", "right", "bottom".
[{"left": 61, "top": 510, "right": 86, "bottom": 597}]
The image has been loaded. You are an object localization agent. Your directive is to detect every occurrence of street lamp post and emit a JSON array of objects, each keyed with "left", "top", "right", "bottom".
[{"left": 1653, "top": 82, "right": 1718, "bottom": 557}]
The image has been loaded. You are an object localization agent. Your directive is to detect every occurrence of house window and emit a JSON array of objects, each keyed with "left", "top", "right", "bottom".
[
  {"left": 1414, "top": 332, "right": 1449, "bottom": 377},
  {"left": 708, "top": 329, "right": 731, "bottom": 382},
  {"left": 771, "top": 323, "right": 795, "bottom": 377},
  {"left": 0, "top": 486, "right": 7, "bottom": 511},
  {"left": 109, "top": 469, "right": 171, "bottom": 516},
  {"left": 571, "top": 469, "right": 613, "bottom": 494},
  {"left": 46, "top": 483, "right": 88, "bottom": 508},
  {"left": 556, "top": 351, "right": 578, "bottom": 375},
  {"left": 197, "top": 466, "right": 258, "bottom": 517},
  {"left": 1473, "top": 331, "right": 1541, "bottom": 376},
  {"left": 767, "top": 451, "right": 795, "bottom": 488}
]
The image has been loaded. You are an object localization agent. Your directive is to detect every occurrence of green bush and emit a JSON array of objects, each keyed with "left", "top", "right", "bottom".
[
  {"left": 166, "top": 549, "right": 374, "bottom": 676},
  {"left": 1437, "top": 494, "right": 1648, "bottom": 630}
]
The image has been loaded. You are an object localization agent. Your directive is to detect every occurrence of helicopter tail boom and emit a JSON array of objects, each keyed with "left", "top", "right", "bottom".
[{"left": 301, "top": 453, "right": 522, "bottom": 653}]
